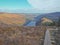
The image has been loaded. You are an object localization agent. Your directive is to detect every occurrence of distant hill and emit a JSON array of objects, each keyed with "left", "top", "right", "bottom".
[
  {"left": 41, "top": 17, "right": 53, "bottom": 23},
  {"left": 25, "top": 12, "right": 60, "bottom": 26},
  {"left": 1, "top": 12, "right": 59, "bottom": 26},
  {"left": 34, "top": 12, "right": 60, "bottom": 26},
  {"left": 35, "top": 12, "right": 60, "bottom": 22},
  {"left": 0, "top": 13, "right": 26, "bottom": 26}
]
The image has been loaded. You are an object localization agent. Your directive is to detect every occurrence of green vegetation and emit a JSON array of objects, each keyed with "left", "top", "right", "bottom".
[
  {"left": 42, "top": 21, "right": 55, "bottom": 26},
  {"left": 57, "top": 17, "right": 60, "bottom": 27}
]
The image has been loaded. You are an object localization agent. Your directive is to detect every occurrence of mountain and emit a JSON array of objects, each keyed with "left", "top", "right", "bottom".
[
  {"left": 0, "top": 12, "right": 60, "bottom": 26},
  {"left": 0, "top": 13, "right": 26, "bottom": 26},
  {"left": 34, "top": 12, "right": 60, "bottom": 26},
  {"left": 35, "top": 12, "right": 60, "bottom": 22},
  {"left": 24, "top": 12, "right": 60, "bottom": 26}
]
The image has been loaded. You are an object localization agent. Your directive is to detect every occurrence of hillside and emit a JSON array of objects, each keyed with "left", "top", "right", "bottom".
[
  {"left": 24, "top": 12, "right": 60, "bottom": 26},
  {"left": 35, "top": 12, "right": 60, "bottom": 21},
  {"left": 35, "top": 12, "right": 60, "bottom": 23},
  {"left": 41, "top": 17, "right": 53, "bottom": 23},
  {"left": 0, "top": 26, "right": 46, "bottom": 45},
  {"left": 0, "top": 13, "right": 26, "bottom": 26}
]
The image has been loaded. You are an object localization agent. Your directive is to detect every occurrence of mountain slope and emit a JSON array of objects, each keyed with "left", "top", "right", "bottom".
[
  {"left": 35, "top": 12, "right": 60, "bottom": 22},
  {"left": 0, "top": 13, "right": 26, "bottom": 26},
  {"left": 28, "top": 12, "right": 60, "bottom": 26}
]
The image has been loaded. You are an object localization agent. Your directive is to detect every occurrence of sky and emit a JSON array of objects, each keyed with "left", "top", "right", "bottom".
[
  {"left": 0, "top": 0, "right": 60, "bottom": 13},
  {"left": 28, "top": 0, "right": 60, "bottom": 13},
  {"left": 0, "top": 0, "right": 32, "bottom": 9}
]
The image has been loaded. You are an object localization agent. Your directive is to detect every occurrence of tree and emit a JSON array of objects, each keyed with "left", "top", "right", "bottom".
[
  {"left": 57, "top": 17, "right": 60, "bottom": 27},
  {"left": 42, "top": 21, "right": 55, "bottom": 26}
]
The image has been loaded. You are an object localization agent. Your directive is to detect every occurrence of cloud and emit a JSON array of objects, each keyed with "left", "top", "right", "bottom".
[{"left": 27, "top": 0, "right": 60, "bottom": 13}]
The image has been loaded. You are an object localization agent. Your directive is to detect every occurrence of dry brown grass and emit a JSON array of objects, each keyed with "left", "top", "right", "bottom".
[
  {"left": 0, "top": 13, "right": 46, "bottom": 45},
  {"left": 0, "top": 13, "right": 26, "bottom": 25},
  {"left": 0, "top": 26, "right": 46, "bottom": 45}
]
